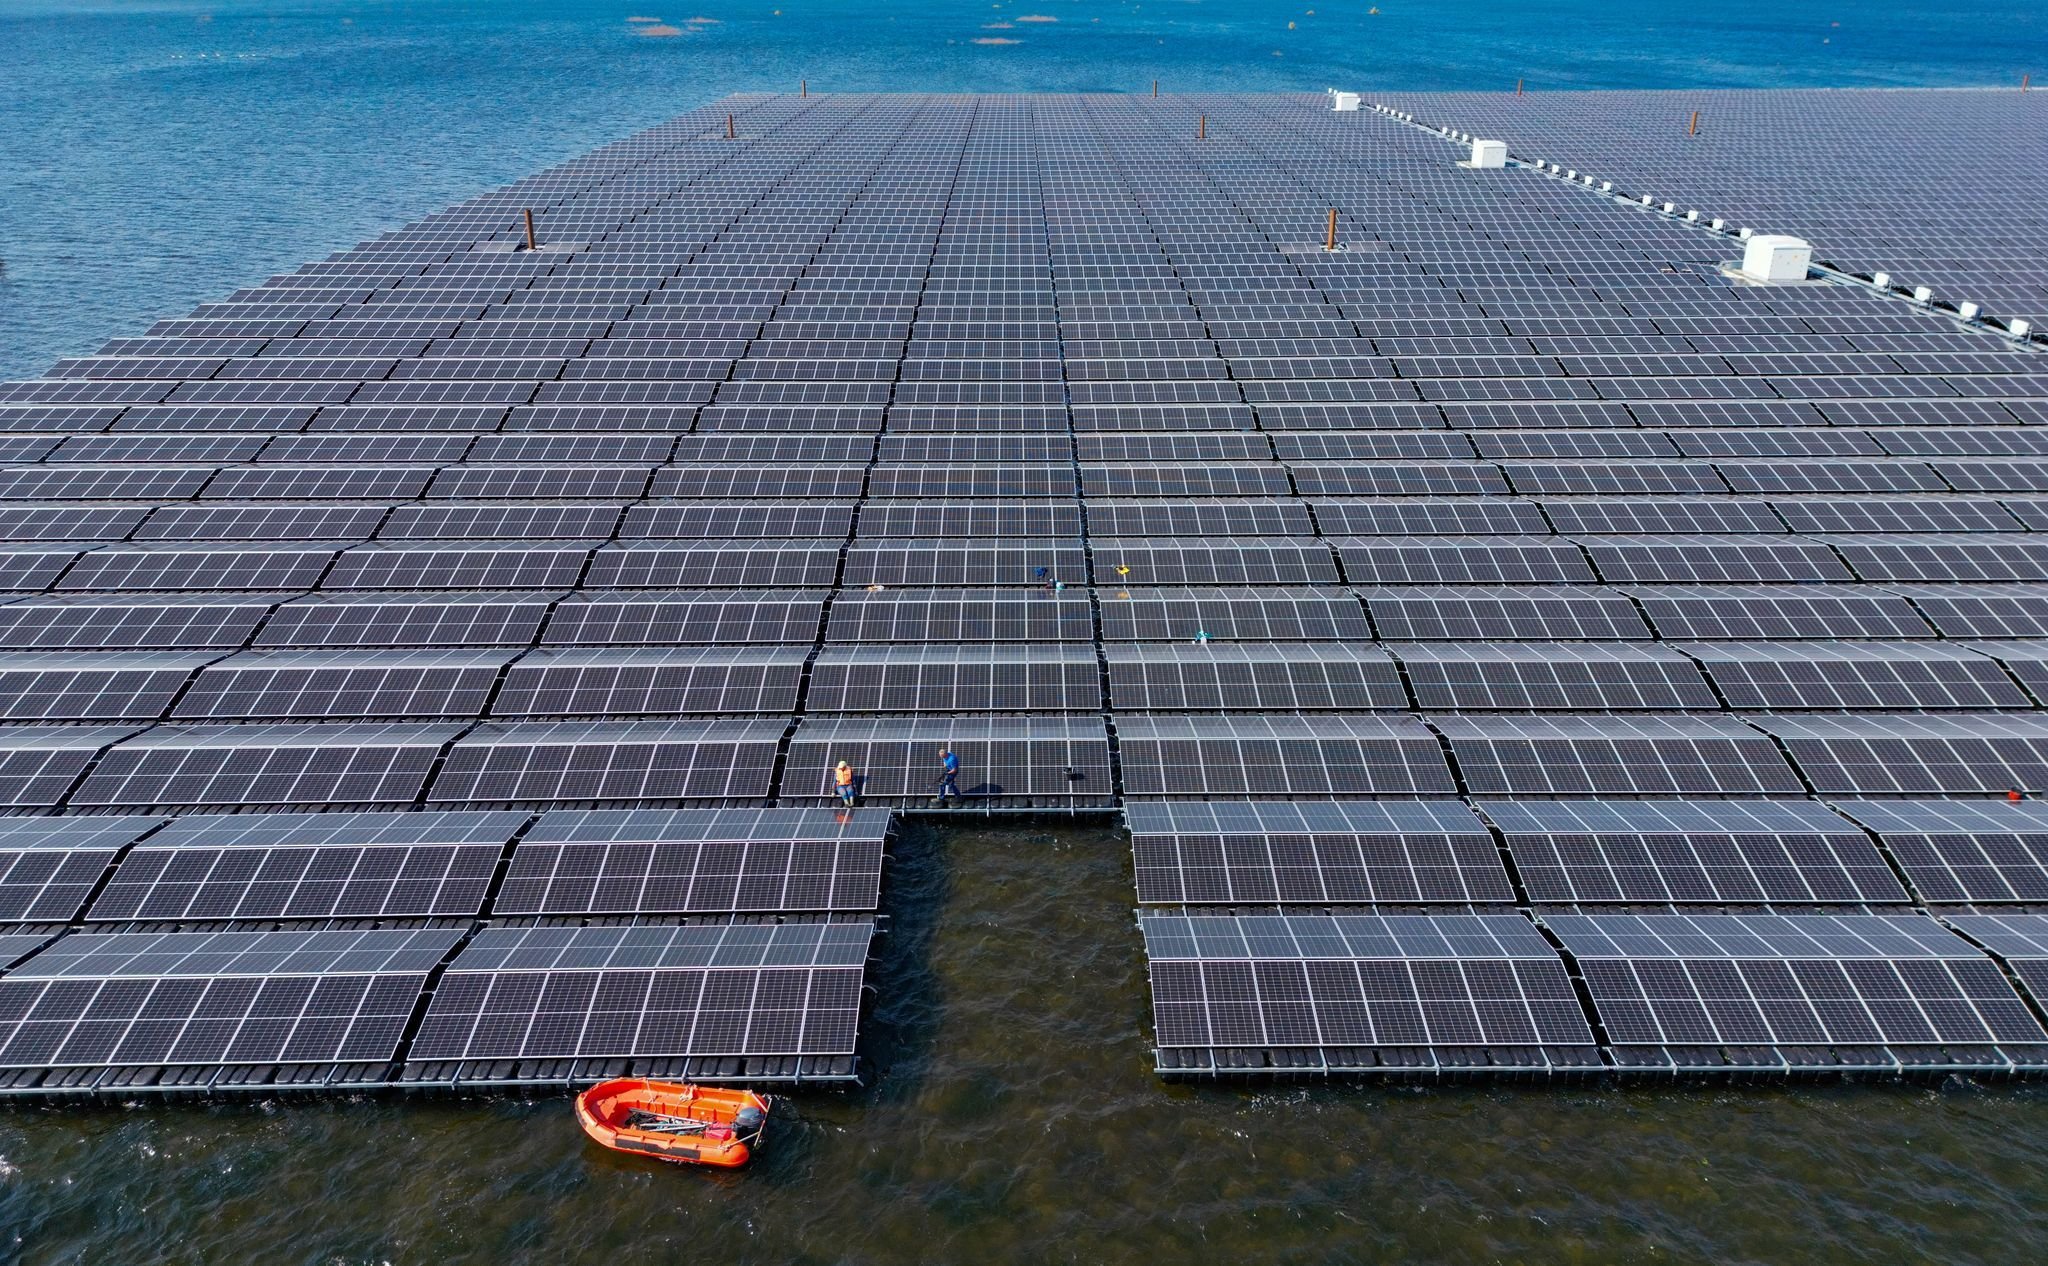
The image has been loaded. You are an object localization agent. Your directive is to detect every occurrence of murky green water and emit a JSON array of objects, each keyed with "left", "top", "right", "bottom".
[{"left": 5, "top": 822, "right": 2048, "bottom": 1264}]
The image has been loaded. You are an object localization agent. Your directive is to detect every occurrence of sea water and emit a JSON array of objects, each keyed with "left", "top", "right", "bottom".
[
  {"left": 1, "top": 0, "right": 2041, "bottom": 378},
  {"left": 6, "top": 2, "right": 2048, "bottom": 1260}
]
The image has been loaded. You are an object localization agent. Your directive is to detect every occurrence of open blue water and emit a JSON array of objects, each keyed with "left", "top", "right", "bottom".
[
  {"left": 1, "top": 0, "right": 2041, "bottom": 378},
  {"left": 7, "top": 5, "right": 2048, "bottom": 1261}
]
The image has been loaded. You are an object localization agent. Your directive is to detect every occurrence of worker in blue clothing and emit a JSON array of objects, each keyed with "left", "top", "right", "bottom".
[{"left": 934, "top": 745, "right": 962, "bottom": 808}]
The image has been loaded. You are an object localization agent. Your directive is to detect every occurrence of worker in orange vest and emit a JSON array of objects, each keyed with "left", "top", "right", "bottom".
[{"left": 834, "top": 760, "right": 857, "bottom": 806}]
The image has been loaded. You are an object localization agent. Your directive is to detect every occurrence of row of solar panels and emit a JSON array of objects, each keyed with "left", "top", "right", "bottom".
[
  {"left": 0, "top": 801, "right": 891, "bottom": 1094},
  {"left": 60, "top": 333, "right": 2040, "bottom": 365},
  {"left": 20, "top": 462, "right": 2048, "bottom": 496},
  {"left": 10, "top": 585, "right": 2048, "bottom": 648},
  {"left": 14, "top": 376, "right": 2041, "bottom": 407},
  {"left": 1138, "top": 909, "right": 2048, "bottom": 1076},
  {"left": 21, "top": 791, "right": 2048, "bottom": 928},
  {"left": 1125, "top": 797, "right": 2048, "bottom": 907},
  {"left": 34, "top": 493, "right": 2048, "bottom": 537},
  {"left": 13, "top": 396, "right": 2042, "bottom": 433},
  {"left": 0, "top": 807, "right": 886, "bottom": 923},
  {"left": 13, "top": 639, "right": 2048, "bottom": 718},
  {"left": 1364, "top": 90, "right": 2048, "bottom": 326},
  {"left": 0, "top": 920, "right": 872, "bottom": 1094},
  {"left": 38, "top": 352, "right": 2044, "bottom": 383},
  {"left": 16, "top": 404, "right": 2048, "bottom": 446},
  {"left": 17, "top": 536, "right": 2048, "bottom": 589},
  {"left": 9, "top": 711, "right": 2048, "bottom": 807}
]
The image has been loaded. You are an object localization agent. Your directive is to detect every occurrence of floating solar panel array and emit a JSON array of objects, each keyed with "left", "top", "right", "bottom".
[
  {"left": 1369, "top": 89, "right": 2048, "bottom": 329},
  {"left": 1, "top": 93, "right": 2047, "bottom": 1090},
  {"left": 1075, "top": 91, "right": 2048, "bottom": 1079}
]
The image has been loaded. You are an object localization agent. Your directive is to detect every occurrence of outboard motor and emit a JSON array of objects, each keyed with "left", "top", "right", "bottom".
[{"left": 734, "top": 1105, "right": 767, "bottom": 1136}]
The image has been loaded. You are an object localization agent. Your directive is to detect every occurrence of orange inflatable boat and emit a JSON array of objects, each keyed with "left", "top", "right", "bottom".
[{"left": 574, "top": 1079, "right": 772, "bottom": 1169}]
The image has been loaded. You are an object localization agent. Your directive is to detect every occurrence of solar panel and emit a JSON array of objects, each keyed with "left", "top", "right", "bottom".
[
  {"left": 407, "top": 920, "right": 873, "bottom": 1065},
  {"left": 1628, "top": 584, "right": 1934, "bottom": 640},
  {"left": 1941, "top": 914, "right": 2048, "bottom": 1014},
  {"left": 1748, "top": 713, "right": 2048, "bottom": 795},
  {"left": 0, "top": 725, "right": 148, "bottom": 806},
  {"left": 1364, "top": 586, "right": 1651, "bottom": 640},
  {"left": 1141, "top": 912, "right": 1597, "bottom": 1074},
  {"left": 1098, "top": 587, "right": 1369, "bottom": 641},
  {"left": 0, "top": 651, "right": 220, "bottom": 721},
  {"left": 1104, "top": 643, "right": 1404, "bottom": 710},
  {"left": 495, "top": 807, "right": 890, "bottom": 915},
  {"left": 88, "top": 809, "right": 523, "bottom": 922},
  {"left": 171, "top": 648, "right": 514, "bottom": 719},
  {"left": 1483, "top": 799, "right": 1906, "bottom": 904},
  {"left": 491, "top": 647, "right": 807, "bottom": 716},
  {"left": 429, "top": 719, "right": 783, "bottom": 804},
  {"left": 0, "top": 816, "right": 166, "bottom": 923},
  {"left": 1394, "top": 643, "right": 1715, "bottom": 710},
  {"left": 855, "top": 500, "right": 1081, "bottom": 539},
  {"left": 1125, "top": 800, "right": 1512, "bottom": 905},
  {"left": 0, "top": 927, "right": 459, "bottom": 1074},
  {"left": 1834, "top": 800, "right": 2048, "bottom": 903},
  {"left": 1575, "top": 535, "right": 1850, "bottom": 583},
  {"left": 1544, "top": 913, "right": 2045, "bottom": 1067},
  {"left": 73, "top": 722, "right": 462, "bottom": 808},
  {"left": 1434, "top": 714, "right": 1801, "bottom": 796},
  {"left": 825, "top": 588, "right": 1094, "bottom": 643},
  {"left": 1118, "top": 714, "right": 1455, "bottom": 797},
  {"left": 255, "top": 592, "right": 558, "bottom": 647},
  {"left": 1887, "top": 584, "right": 2048, "bottom": 637},
  {"left": 541, "top": 590, "right": 827, "bottom": 645},
  {"left": 1680, "top": 641, "right": 2028, "bottom": 709},
  {"left": 1331, "top": 536, "right": 1594, "bottom": 584},
  {"left": 809, "top": 645, "right": 1100, "bottom": 712},
  {"left": 787, "top": 715, "right": 1112, "bottom": 806}
]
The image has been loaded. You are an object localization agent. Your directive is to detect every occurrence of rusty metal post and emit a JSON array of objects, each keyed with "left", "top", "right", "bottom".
[
  {"left": 1516, "top": 78, "right": 1524, "bottom": 96},
  {"left": 1153, "top": 79, "right": 1159, "bottom": 97},
  {"left": 523, "top": 209, "right": 536, "bottom": 251},
  {"left": 1689, "top": 109, "right": 1699, "bottom": 136},
  {"left": 2025, "top": 73, "right": 2032, "bottom": 92},
  {"left": 1198, "top": 115, "right": 1206, "bottom": 139},
  {"left": 1325, "top": 208, "right": 1338, "bottom": 252},
  {"left": 726, "top": 113, "right": 735, "bottom": 139},
  {"left": 801, "top": 79, "right": 807, "bottom": 97}
]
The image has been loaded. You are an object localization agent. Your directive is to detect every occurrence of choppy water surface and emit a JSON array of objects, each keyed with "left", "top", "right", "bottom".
[
  {"left": 8, "top": 3, "right": 2048, "bottom": 1259},
  {"left": 2, "top": 0, "right": 2043, "bottom": 378},
  {"left": 5, "top": 822, "right": 2048, "bottom": 1263}
]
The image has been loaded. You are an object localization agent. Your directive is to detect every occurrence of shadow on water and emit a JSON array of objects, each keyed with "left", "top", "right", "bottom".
[
  {"left": 9, "top": 823, "right": 2048, "bottom": 1263},
  {"left": 847, "top": 817, "right": 953, "bottom": 1106}
]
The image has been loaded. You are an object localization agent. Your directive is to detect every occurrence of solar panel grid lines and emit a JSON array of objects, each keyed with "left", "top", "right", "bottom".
[
  {"left": 5, "top": 91, "right": 2048, "bottom": 1087},
  {"left": 1126, "top": 800, "right": 1516, "bottom": 906},
  {"left": 0, "top": 815, "right": 170, "bottom": 924},
  {"left": 76, "top": 808, "right": 528, "bottom": 925},
  {"left": 1138, "top": 910, "right": 1601, "bottom": 1071},
  {"left": 1538, "top": 911, "right": 2048, "bottom": 1068},
  {"left": 493, "top": 807, "right": 890, "bottom": 916},
  {"left": 0, "top": 927, "right": 465, "bottom": 1077},
  {"left": 406, "top": 919, "right": 877, "bottom": 1067},
  {"left": 1366, "top": 89, "right": 2048, "bottom": 329},
  {"left": 1477, "top": 798, "right": 1908, "bottom": 906}
]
